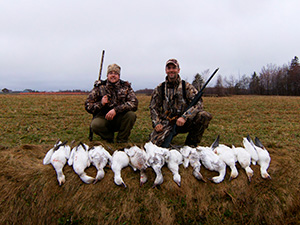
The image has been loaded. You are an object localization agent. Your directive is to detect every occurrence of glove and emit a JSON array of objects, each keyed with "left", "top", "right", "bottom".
[{"left": 94, "top": 80, "right": 102, "bottom": 87}]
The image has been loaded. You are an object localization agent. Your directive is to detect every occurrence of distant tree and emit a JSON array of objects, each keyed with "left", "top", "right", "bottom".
[
  {"left": 201, "top": 69, "right": 210, "bottom": 78},
  {"left": 249, "top": 72, "right": 260, "bottom": 95},
  {"left": 234, "top": 74, "right": 250, "bottom": 95},
  {"left": 23, "top": 89, "right": 34, "bottom": 93},
  {"left": 259, "top": 64, "right": 278, "bottom": 95},
  {"left": 275, "top": 65, "right": 289, "bottom": 95},
  {"left": 214, "top": 75, "right": 225, "bottom": 96},
  {"left": 287, "top": 56, "right": 300, "bottom": 95},
  {"left": 192, "top": 73, "right": 204, "bottom": 91},
  {"left": 1, "top": 88, "right": 11, "bottom": 93},
  {"left": 224, "top": 75, "right": 236, "bottom": 95}
]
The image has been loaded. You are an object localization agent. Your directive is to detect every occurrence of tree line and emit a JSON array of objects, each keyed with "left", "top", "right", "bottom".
[
  {"left": 3, "top": 56, "right": 299, "bottom": 96},
  {"left": 193, "top": 56, "right": 300, "bottom": 96}
]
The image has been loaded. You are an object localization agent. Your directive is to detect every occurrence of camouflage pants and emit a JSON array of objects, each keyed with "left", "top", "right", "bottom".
[
  {"left": 149, "top": 111, "right": 212, "bottom": 147},
  {"left": 91, "top": 111, "right": 137, "bottom": 143}
]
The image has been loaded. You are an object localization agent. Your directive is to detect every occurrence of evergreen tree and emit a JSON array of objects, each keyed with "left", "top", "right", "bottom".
[
  {"left": 287, "top": 56, "right": 300, "bottom": 95},
  {"left": 192, "top": 73, "right": 204, "bottom": 91},
  {"left": 249, "top": 72, "right": 260, "bottom": 95}
]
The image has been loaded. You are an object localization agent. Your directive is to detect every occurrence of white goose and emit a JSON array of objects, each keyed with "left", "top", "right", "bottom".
[
  {"left": 196, "top": 137, "right": 226, "bottom": 183},
  {"left": 144, "top": 142, "right": 167, "bottom": 188},
  {"left": 88, "top": 145, "right": 112, "bottom": 183},
  {"left": 232, "top": 145, "right": 253, "bottom": 182},
  {"left": 180, "top": 146, "right": 205, "bottom": 182},
  {"left": 254, "top": 137, "right": 271, "bottom": 179},
  {"left": 124, "top": 146, "right": 148, "bottom": 186},
  {"left": 68, "top": 142, "right": 95, "bottom": 184},
  {"left": 43, "top": 140, "right": 71, "bottom": 186},
  {"left": 164, "top": 149, "right": 183, "bottom": 187},
  {"left": 243, "top": 135, "right": 259, "bottom": 165},
  {"left": 214, "top": 144, "right": 239, "bottom": 181},
  {"left": 111, "top": 150, "right": 130, "bottom": 187}
]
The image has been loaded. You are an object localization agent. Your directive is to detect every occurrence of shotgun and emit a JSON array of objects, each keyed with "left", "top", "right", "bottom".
[
  {"left": 89, "top": 50, "right": 106, "bottom": 141},
  {"left": 161, "top": 68, "right": 219, "bottom": 147},
  {"left": 98, "top": 50, "right": 105, "bottom": 81}
]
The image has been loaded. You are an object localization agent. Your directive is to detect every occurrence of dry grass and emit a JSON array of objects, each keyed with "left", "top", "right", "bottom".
[{"left": 0, "top": 94, "right": 300, "bottom": 224}]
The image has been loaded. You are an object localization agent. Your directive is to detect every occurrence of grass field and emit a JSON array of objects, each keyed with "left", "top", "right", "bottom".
[{"left": 0, "top": 94, "right": 300, "bottom": 224}]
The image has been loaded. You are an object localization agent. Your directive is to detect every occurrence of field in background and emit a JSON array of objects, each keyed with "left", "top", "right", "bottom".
[{"left": 0, "top": 94, "right": 300, "bottom": 224}]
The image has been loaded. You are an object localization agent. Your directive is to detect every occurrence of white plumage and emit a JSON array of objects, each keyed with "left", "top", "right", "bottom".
[
  {"left": 232, "top": 145, "right": 253, "bottom": 182},
  {"left": 243, "top": 135, "right": 259, "bottom": 165},
  {"left": 197, "top": 146, "right": 226, "bottom": 183},
  {"left": 88, "top": 145, "right": 112, "bottom": 183},
  {"left": 164, "top": 149, "right": 183, "bottom": 186},
  {"left": 43, "top": 140, "right": 71, "bottom": 186},
  {"left": 254, "top": 137, "right": 271, "bottom": 179},
  {"left": 111, "top": 150, "right": 130, "bottom": 187},
  {"left": 124, "top": 145, "right": 148, "bottom": 186},
  {"left": 144, "top": 142, "right": 168, "bottom": 188},
  {"left": 180, "top": 146, "right": 204, "bottom": 182},
  {"left": 213, "top": 144, "right": 239, "bottom": 181},
  {"left": 68, "top": 142, "right": 95, "bottom": 184}
]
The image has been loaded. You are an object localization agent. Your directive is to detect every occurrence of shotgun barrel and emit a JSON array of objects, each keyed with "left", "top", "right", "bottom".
[
  {"left": 98, "top": 50, "right": 105, "bottom": 81},
  {"left": 161, "top": 68, "right": 219, "bottom": 147}
]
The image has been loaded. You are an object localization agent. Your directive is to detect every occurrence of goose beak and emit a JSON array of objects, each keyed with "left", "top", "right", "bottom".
[
  {"left": 152, "top": 183, "right": 160, "bottom": 189},
  {"left": 248, "top": 176, "right": 252, "bottom": 182},
  {"left": 58, "top": 178, "right": 65, "bottom": 186},
  {"left": 193, "top": 170, "right": 205, "bottom": 182},
  {"left": 262, "top": 173, "right": 271, "bottom": 180},
  {"left": 247, "top": 173, "right": 253, "bottom": 183},
  {"left": 229, "top": 175, "right": 237, "bottom": 181},
  {"left": 140, "top": 180, "right": 147, "bottom": 187},
  {"left": 122, "top": 182, "right": 127, "bottom": 188},
  {"left": 93, "top": 179, "right": 99, "bottom": 184}
]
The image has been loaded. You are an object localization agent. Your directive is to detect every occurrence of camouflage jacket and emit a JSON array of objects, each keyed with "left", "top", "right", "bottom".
[
  {"left": 85, "top": 79, "right": 138, "bottom": 116},
  {"left": 149, "top": 75, "right": 203, "bottom": 127}
]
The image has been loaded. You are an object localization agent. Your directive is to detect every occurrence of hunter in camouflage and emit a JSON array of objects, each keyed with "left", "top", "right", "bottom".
[
  {"left": 85, "top": 63, "right": 138, "bottom": 143},
  {"left": 149, "top": 59, "right": 212, "bottom": 147}
]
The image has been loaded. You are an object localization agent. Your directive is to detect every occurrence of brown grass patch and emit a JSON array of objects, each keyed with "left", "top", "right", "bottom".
[{"left": 0, "top": 95, "right": 300, "bottom": 224}]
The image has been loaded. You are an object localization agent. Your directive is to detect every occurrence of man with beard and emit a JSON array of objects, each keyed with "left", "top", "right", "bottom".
[{"left": 149, "top": 59, "right": 212, "bottom": 147}]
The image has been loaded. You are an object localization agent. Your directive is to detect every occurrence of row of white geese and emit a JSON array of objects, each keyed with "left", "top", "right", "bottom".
[{"left": 43, "top": 135, "right": 271, "bottom": 187}]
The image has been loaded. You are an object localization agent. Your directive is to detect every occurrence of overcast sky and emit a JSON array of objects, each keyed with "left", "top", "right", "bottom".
[{"left": 1, "top": 0, "right": 299, "bottom": 91}]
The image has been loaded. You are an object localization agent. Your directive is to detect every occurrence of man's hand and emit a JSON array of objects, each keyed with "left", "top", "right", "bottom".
[
  {"left": 176, "top": 117, "right": 186, "bottom": 126},
  {"left": 155, "top": 124, "right": 163, "bottom": 132},
  {"left": 101, "top": 95, "right": 109, "bottom": 105},
  {"left": 105, "top": 109, "right": 116, "bottom": 120}
]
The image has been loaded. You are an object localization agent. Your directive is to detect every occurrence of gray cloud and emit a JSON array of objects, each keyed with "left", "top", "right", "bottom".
[{"left": 1, "top": 0, "right": 299, "bottom": 91}]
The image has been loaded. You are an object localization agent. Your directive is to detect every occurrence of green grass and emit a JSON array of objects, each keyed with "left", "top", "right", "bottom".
[{"left": 0, "top": 94, "right": 300, "bottom": 224}]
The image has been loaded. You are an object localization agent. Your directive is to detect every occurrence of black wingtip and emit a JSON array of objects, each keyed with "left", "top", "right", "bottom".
[
  {"left": 211, "top": 135, "right": 220, "bottom": 150},
  {"left": 255, "top": 137, "right": 264, "bottom": 148},
  {"left": 246, "top": 134, "right": 252, "bottom": 142},
  {"left": 78, "top": 142, "right": 87, "bottom": 150},
  {"left": 53, "top": 140, "right": 68, "bottom": 151}
]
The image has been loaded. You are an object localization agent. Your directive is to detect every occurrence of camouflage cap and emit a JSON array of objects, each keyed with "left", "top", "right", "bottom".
[
  {"left": 107, "top": 63, "right": 121, "bottom": 75},
  {"left": 166, "top": 59, "right": 180, "bottom": 68}
]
